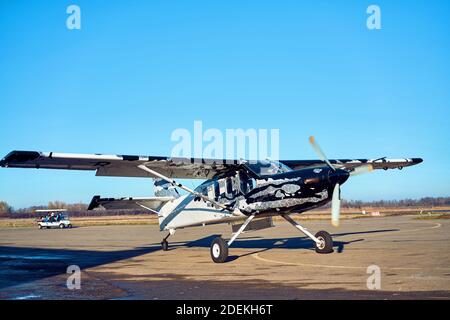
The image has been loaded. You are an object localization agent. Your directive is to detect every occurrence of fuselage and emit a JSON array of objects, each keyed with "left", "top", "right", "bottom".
[{"left": 159, "top": 165, "right": 349, "bottom": 230}]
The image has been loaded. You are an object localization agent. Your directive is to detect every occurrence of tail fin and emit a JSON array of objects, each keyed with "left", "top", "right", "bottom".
[{"left": 153, "top": 178, "right": 180, "bottom": 198}]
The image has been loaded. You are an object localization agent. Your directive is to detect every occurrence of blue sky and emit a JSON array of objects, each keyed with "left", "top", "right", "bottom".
[{"left": 0, "top": 1, "right": 449, "bottom": 209}]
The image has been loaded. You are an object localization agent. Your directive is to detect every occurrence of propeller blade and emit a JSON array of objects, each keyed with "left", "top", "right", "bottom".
[
  {"left": 331, "top": 183, "right": 341, "bottom": 227},
  {"left": 350, "top": 164, "right": 374, "bottom": 176},
  {"left": 309, "top": 136, "right": 335, "bottom": 171}
]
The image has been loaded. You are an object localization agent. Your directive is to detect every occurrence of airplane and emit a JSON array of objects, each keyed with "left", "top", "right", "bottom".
[{"left": 0, "top": 137, "right": 423, "bottom": 263}]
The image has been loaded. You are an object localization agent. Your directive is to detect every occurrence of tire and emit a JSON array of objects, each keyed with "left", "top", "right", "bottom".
[
  {"left": 210, "top": 237, "right": 228, "bottom": 263},
  {"left": 314, "top": 230, "right": 333, "bottom": 254},
  {"left": 38, "top": 224, "right": 43, "bottom": 229},
  {"left": 161, "top": 240, "right": 169, "bottom": 251},
  {"left": 67, "top": 224, "right": 72, "bottom": 228},
  {"left": 59, "top": 224, "right": 65, "bottom": 229}
]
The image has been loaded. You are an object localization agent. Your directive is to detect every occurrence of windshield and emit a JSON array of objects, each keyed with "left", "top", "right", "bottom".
[{"left": 245, "top": 160, "right": 292, "bottom": 176}]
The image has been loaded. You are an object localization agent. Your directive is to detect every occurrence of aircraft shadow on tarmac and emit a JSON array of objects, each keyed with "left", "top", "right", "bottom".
[
  {"left": 165, "top": 227, "right": 399, "bottom": 261},
  {"left": 0, "top": 228, "right": 398, "bottom": 289},
  {"left": 0, "top": 245, "right": 162, "bottom": 290}
]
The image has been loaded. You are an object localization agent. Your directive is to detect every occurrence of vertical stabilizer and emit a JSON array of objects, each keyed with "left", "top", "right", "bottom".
[{"left": 153, "top": 178, "right": 180, "bottom": 198}]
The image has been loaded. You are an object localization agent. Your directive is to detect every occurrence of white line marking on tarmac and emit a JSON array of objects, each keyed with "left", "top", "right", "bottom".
[
  {"left": 251, "top": 221, "right": 448, "bottom": 271},
  {"left": 361, "top": 221, "right": 442, "bottom": 239},
  {"left": 252, "top": 254, "right": 368, "bottom": 269}
]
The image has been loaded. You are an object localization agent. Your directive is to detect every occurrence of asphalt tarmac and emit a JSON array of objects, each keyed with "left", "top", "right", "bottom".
[{"left": 0, "top": 215, "right": 449, "bottom": 299}]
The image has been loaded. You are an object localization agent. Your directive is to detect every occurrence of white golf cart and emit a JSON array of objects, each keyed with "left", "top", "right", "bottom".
[{"left": 36, "top": 209, "right": 72, "bottom": 229}]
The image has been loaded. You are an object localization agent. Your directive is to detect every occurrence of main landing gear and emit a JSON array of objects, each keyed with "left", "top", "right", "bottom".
[
  {"left": 209, "top": 214, "right": 333, "bottom": 263},
  {"left": 210, "top": 214, "right": 255, "bottom": 263},
  {"left": 163, "top": 214, "right": 332, "bottom": 262},
  {"left": 282, "top": 215, "right": 333, "bottom": 254},
  {"left": 210, "top": 237, "right": 229, "bottom": 263}
]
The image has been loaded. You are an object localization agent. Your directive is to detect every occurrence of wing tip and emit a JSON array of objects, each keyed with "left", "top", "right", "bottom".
[{"left": 1, "top": 150, "right": 41, "bottom": 167}]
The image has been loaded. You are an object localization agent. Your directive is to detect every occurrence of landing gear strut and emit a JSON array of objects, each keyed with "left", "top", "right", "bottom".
[
  {"left": 161, "top": 229, "right": 175, "bottom": 251},
  {"left": 282, "top": 215, "right": 333, "bottom": 254},
  {"left": 210, "top": 214, "right": 255, "bottom": 263},
  {"left": 161, "top": 234, "right": 169, "bottom": 251}
]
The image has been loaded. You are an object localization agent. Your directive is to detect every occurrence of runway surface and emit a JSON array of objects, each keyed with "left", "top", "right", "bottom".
[{"left": 0, "top": 215, "right": 449, "bottom": 299}]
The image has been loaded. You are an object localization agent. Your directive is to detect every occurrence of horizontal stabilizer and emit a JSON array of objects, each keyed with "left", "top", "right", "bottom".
[{"left": 88, "top": 195, "right": 174, "bottom": 213}]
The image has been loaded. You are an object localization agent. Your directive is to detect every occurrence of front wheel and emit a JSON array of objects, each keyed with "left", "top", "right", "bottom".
[
  {"left": 210, "top": 237, "right": 228, "bottom": 263},
  {"left": 314, "top": 230, "right": 333, "bottom": 254}
]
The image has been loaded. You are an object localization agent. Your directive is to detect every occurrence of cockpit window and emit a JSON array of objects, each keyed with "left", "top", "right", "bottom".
[{"left": 245, "top": 160, "right": 292, "bottom": 177}]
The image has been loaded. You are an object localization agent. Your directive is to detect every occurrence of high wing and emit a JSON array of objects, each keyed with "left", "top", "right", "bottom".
[
  {"left": 87, "top": 195, "right": 174, "bottom": 212},
  {"left": 282, "top": 157, "right": 423, "bottom": 171},
  {"left": 0, "top": 150, "right": 423, "bottom": 179},
  {"left": 0, "top": 151, "right": 240, "bottom": 179}
]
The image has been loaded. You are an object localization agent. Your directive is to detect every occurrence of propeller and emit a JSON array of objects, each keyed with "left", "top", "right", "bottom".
[
  {"left": 308, "top": 136, "right": 373, "bottom": 227},
  {"left": 308, "top": 136, "right": 335, "bottom": 171},
  {"left": 331, "top": 183, "right": 341, "bottom": 227}
]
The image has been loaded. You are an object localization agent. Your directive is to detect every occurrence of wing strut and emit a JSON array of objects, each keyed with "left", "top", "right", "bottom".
[{"left": 137, "top": 164, "right": 241, "bottom": 216}]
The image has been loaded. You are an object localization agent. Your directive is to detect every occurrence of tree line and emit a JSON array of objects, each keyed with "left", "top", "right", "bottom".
[
  {"left": 0, "top": 201, "right": 87, "bottom": 215},
  {"left": 1, "top": 196, "right": 449, "bottom": 215},
  {"left": 341, "top": 197, "right": 450, "bottom": 208}
]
